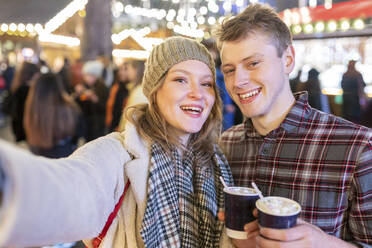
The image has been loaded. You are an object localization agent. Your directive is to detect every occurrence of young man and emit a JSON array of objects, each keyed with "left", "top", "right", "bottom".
[{"left": 217, "top": 3, "right": 372, "bottom": 248}]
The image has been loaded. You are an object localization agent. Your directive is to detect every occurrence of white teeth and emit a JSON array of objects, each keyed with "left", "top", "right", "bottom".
[
  {"left": 240, "top": 89, "right": 260, "bottom": 99},
  {"left": 181, "top": 106, "right": 202, "bottom": 113}
]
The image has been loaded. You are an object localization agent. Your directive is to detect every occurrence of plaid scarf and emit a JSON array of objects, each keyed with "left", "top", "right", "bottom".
[{"left": 140, "top": 143, "right": 233, "bottom": 248}]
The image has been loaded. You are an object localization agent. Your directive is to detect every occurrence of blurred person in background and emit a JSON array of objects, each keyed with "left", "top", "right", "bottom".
[
  {"left": 97, "top": 55, "right": 115, "bottom": 88},
  {"left": 24, "top": 73, "right": 82, "bottom": 158},
  {"left": 75, "top": 60, "right": 108, "bottom": 142},
  {"left": 202, "top": 39, "right": 236, "bottom": 131},
  {"left": 71, "top": 58, "right": 84, "bottom": 87},
  {"left": 57, "top": 57, "right": 73, "bottom": 94},
  {"left": 118, "top": 59, "right": 146, "bottom": 131},
  {"left": 305, "top": 68, "right": 322, "bottom": 111},
  {"left": 126, "top": 59, "right": 146, "bottom": 107},
  {"left": 8, "top": 62, "right": 39, "bottom": 142},
  {"left": 1, "top": 58, "right": 15, "bottom": 91},
  {"left": 289, "top": 69, "right": 301, "bottom": 93},
  {"left": 0, "top": 37, "right": 233, "bottom": 248},
  {"left": 341, "top": 60, "right": 366, "bottom": 124},
  {"left": 106, "top": 62, "right": 130, "bottom": 132}
]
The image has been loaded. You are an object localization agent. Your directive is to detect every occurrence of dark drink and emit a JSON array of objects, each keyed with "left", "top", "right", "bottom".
[
  {"left": 224, "top": 187, "right": 259, "bottom": 239},
  {"left": 256, "top": 196, "right": 301, "bottom": 229}
]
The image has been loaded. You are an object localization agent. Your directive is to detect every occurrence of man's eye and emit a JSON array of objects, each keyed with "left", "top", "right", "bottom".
[
  {"left": 223, "top": 69, "right": 235, "bottom": 75},
  {"left": 248, "top": 61, "right": 260, "bottom": 68}
]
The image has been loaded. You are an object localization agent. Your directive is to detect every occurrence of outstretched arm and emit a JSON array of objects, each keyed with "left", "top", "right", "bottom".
[{"left": 0, "top": 133, "right": 129, "bottom": 247}]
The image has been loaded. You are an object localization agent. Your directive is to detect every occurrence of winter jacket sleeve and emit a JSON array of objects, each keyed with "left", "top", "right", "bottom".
[{"left": 0, "top": 132, "right": 130, "bottom": 247}]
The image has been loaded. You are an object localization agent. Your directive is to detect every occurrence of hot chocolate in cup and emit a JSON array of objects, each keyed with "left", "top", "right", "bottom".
[
  {"left": 256, "top": 196, "right": 301, "bottom": 229},
  {"left": 224, "top": 187, "right": 259, "bottom": 239}
]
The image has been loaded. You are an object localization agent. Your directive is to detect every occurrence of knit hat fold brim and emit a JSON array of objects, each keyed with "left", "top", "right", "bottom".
[{"left": 142, "top": 37, "right": 216, "bottom": 98}]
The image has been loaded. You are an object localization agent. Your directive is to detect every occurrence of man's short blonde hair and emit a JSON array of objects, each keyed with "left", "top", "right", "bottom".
[{"left": 215, "top": 3, "right": 292, "bottom": 57}]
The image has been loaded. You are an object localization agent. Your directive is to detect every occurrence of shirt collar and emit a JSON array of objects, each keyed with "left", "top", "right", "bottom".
[{"left": 245, "top": 91, "right": 312, "bottom": 137}]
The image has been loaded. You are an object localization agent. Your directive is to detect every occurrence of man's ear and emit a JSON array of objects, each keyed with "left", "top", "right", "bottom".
[{"left": 283, "top": 45, "right": 295, "bottom": 74}]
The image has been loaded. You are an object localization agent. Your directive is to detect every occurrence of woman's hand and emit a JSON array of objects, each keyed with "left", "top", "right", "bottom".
[
  {"left": 232, "top": 219, "right": 259, "bottom": 248},
  {"left": 218, "top": 209, "right": 259, "bottom": 248}
]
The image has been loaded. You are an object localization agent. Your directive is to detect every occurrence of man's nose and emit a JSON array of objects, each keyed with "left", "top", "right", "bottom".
[{"left": 234, "top": 69, "right": 250, "bottom": 88}]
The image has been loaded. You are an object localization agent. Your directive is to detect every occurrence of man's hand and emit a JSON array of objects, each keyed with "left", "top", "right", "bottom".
[{"left": 256, "top": 219, "right": 357, "bottom": 248}]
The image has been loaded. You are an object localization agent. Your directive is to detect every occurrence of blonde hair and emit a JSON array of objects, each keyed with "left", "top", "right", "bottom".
[
  {"left": 126, "top": 74, "right": 222, "bottom": 164},
  {"left": 215, "top": 3, "right": 292, "bottom": 57}
]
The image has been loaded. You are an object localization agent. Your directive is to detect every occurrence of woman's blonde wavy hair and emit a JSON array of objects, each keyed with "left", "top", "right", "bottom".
[{"left": 125, "top": 73, "right": 222, "bottom": 164}]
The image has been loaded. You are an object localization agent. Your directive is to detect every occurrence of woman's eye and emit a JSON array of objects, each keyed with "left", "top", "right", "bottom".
[
  {"left": 175, "top": 78, "right": 186, "bottom": 83},
  {"left": 201, "top": 82, "right": 213, "bottom": 87}
]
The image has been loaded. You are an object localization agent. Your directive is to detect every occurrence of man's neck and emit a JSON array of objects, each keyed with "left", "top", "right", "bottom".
[{"left": 251, "top": 93, "right": 296, "bottom": 136}]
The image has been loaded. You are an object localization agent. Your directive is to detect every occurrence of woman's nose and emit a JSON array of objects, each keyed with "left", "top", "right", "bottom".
[{"left": 188, "top": 82, "right": 203, "bottom": 99}]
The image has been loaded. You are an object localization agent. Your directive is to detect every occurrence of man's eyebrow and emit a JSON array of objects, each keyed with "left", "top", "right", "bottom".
[{"left": 222, "top": 53, "right": 264, "bottom": 68}]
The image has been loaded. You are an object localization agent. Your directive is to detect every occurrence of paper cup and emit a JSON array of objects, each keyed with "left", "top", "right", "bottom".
[
  {"left": 224, "top": 187, "right": 259, "bottom": 239},
  {"left": 256, "top": 196, "right": 301, "bottom": 229}
]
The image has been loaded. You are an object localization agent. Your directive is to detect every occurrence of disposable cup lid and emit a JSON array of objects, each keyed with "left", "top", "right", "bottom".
[{"left": 224, "top": 186, "right": 258, "bottom": 196}]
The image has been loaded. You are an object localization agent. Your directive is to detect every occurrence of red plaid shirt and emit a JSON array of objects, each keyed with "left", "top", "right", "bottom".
[{"left": 219, "top": 92, "right": 372, "bottom": 247}]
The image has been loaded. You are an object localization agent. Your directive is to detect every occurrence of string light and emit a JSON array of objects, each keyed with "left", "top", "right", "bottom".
[
  {"left": 199, "top": 6, "right": 208, "bottom": 15},
  {"left": 340, "top": 20, "right": 350, "bottom": 31},
  {"left": 0, "top": 24, "right": 8, "bottom": 32},
  {"left": 292, "top": 24, "right": 302, "bottom": 34},
  {"left": 9, "top": 23, "right": 17, "bottom": 32},
  {"left": 38, "top": 33, "right": 80, "bottom": 47},
  {"left": 326, "top": 20, "right": 337, "bottom": 32},
  {"left": 236, "top": 0, "right": 244, "bottom": 7},
  {"left": 208, "top": 17, "right": 216, "bottom": 25},
  {"left": 173, "top": 24, "right": 204, "bottom": 38},
  {"left": 112, "top": 49, "right": 150, "bottom": 59},
  {"left": 197, "top": 16, "right": 206, "bottom": 25},
  {"left": 315, "top": 21, "right": 325, "bottom": 32},
  {"left": 45, "top": 0, "right": 88, "bottom": 33},
  {"left": 304, "top": 23, "right": 313, "bottom": 33},
  {"left": 111, "top": 28, "right": 163, "bottom": 50},
  {"left": 353, "top": 19, "right": 364, "bottom": 30},
  {"left": 17, "top": 23, "right": 25, "bottom": 32},
  {"left": 324, "top": 0, "right": 332, "bottom": 10},
  {"left": 309, "top": 0, "right": 317, "bottom": 8},
  {"left": 25, "top": 24, "right": 34, "bottom": 33}
]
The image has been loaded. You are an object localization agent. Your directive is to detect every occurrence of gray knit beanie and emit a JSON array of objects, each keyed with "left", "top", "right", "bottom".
[{"left": 142, "top": 36, "right": 216, "bottom": 98}]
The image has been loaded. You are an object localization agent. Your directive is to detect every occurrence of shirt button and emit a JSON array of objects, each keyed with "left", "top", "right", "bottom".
[{"left": 262, "top": 147, "right": 269, "bottom": 154}]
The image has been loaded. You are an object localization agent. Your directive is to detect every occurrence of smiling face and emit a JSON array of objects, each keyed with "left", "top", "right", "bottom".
[
  {"left": 127, "top": 63, "right": 137, "bottom": 82},
  {"left": 220, "top": 32, "right": 295, "bottom": 123},
  {"left": 118, "top": 63, "right": 129, "bottom": 83},
  {"left": 156, "top": 60, "right": 215, "bottom": 144}
]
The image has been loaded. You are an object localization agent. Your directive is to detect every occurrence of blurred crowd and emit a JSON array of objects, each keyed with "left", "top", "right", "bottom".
[
  {"left": 1, "top": 52, "right": 372, "bottom": 163},
  {"left": 290, "top": 60, "right": 372, "bottom": 127}
]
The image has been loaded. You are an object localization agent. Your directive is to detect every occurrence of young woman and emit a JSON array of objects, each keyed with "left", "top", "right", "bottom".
[
  {"left": 8, "top": 61, "right": 39, "bottom": 142},
  {"left": 24, "top": 73, "right": 82, "bottom": 158},
  {"left": 0, "top": 37, "right": 234, "bottom": 248},
  {"left": 105, "top": 62, "right": 130, "bottom": 132},
  {"left": 118, "top": 59, "right": 146, "bottom": 131},
  {"left": 75, "top": 60, "right": 109, "bottom": 141}
]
